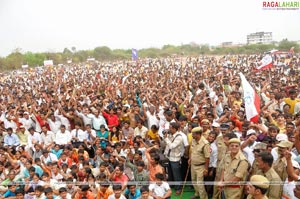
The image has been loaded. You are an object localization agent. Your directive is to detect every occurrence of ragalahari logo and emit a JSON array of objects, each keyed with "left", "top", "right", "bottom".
[{"left": 262, "top": 1, "right": 300, "bottom": 10}]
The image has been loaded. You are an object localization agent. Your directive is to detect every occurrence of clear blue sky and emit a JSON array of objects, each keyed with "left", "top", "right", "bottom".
[{"left": 0, "top": 0, "right": 299, "bottom": 56}]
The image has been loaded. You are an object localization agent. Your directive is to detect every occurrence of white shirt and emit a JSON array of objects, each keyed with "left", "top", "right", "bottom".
[
  {"left": 28, "top": 132, "right": 42, "bottom": 148},
  {"left": 179, "top": 131, "right": 189, "bottom": 157},
  {"left": 149, "top": 182, "right": 171, "bottom": 197},
  {"left": 4, "top": 119, "right": 17, "bottom": 132},
  {"left": 71, "top": 129, "right": 87, "bottom": 142},
  {"left": 41, "top": 131, "right": 55, "bottom": 146},
  {"left": 76, "top": 111, "right": 92, "bottom": 126},
  {"left": 282, "top": 179, "right": 297, "bottom": 199},
  {"left": 134, "top": 126, "right": 148, "bottom": 138},
  {"left": 146, "top": 110, "right": 159, "bottom": 128},
  {"left": 164, "top": 131, "right": 183, "bottom": 162},
  {"left": 41, "top": 153, "right": 58, "bottom": 164},
  {"left": 55, "top": 193, "right": 72, "bottom": 199},
  {"left": 47, "top": 118, "right": 61, "bottom": 134},
  {"left": 209, "top": 141, "right": 218, "bottom": 168},
  {"left": 55, "top": 130, "right": 72, "bottom": 145},
  {"left": 242, "top": 141, "right": 257, "bottom": 166},
  {"left": 19, "top": 117, "right": 35, "bottom": 130},
  {"left": 85, "top": 129, "right": 96, "bottom": 142},
  {"left": 108, "top": 194, "right": 126, "bottom": 199},
  {"left": 54, "top": 110, "right": 71, "bottom": 131},
  {"left": 87, "top": 114, "right": 108, "bottom": 130}
]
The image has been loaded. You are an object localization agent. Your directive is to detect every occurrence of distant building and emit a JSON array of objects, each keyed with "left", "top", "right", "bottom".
[
  {"left": 222, "top": 42, "right": 233, "bottom": 47},
  {"left": 247, "top": 32, "right": 272, "bottom": 44}
]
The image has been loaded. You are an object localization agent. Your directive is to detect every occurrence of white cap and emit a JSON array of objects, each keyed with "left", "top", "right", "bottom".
[
  {"left": 246, "top": 129, "right": 256, "bottom": 136},
  {"left": 212, "top": 122, "right": 220, "bottom": 128},
  {"left": 292, "top": 160, "right": 300, "bottom": 169},
  {"left": 276, "top": 134, "right": 288, "bottom": 142},
  {"left": 24, "top": 112, "right": 29, "bottom": 115}
]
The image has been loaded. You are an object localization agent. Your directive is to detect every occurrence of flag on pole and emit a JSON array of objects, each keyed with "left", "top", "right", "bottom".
[
  {"left": 256, "top": 54, "right": 273, "bottom": 71},
  {"left": 132, "top": 49, "right": 138, "bottom": 61},
  {"left": 239, "top": 73, "right": 260, "bottom": 123}
]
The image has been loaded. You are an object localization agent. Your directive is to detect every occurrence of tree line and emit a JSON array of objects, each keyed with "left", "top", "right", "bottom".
[{"left": 0, "top": 39, "right": 298, "bottom": 71}]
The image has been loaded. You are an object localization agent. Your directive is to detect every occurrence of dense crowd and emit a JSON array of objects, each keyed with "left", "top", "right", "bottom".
[{"left": 0, "top": 54, "right": 299, "bottom": 199}]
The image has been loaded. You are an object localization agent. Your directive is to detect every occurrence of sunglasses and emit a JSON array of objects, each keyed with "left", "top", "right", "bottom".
[{"left": 253, "top": 149, "right": 261, "bottom": 153}]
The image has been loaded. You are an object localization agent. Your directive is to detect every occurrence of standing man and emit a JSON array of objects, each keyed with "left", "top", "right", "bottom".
[
  {"left": 163, "top": 122, "right": 183, "bottom": 196},
  {"left": 219, "top": 138, "right": 249, "bottom": 199},
  {"left": 189, "top": 127, "right": 211, "bottom": 199},
  {"left": 273, "top": 140, "right": 293, "bottom": 182},
  {"left": 256, "top": 151, "right": 282, "bottom": 199}
]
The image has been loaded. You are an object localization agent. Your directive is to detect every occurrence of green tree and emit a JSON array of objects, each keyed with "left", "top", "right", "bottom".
[
  {"left": 278, "top": 39, "right": 299, "bottom": 51},
  {"left": 93, "top": 46, "right": 112, "bottom": 60}
]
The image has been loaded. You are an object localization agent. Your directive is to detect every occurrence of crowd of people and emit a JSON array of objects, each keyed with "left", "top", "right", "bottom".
[{"left": 0, "top": 53, "right": 299, "bottom": 199}]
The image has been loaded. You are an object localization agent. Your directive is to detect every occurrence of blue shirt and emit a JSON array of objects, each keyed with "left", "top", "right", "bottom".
[
  {"left": 124, "top": 189, "right": 141, "bottom": 199},
  {"left": 23, "top": 165, "right": 44, "bottom": 178},
  {"left": 4, "top": 133, "right": 20, "bottom": 146},
  {"left": 3, "top": 190, "right": 16, "bottom": 197},
  {"left": 51, "top": 149, "right": 63, "bottom": 158}
]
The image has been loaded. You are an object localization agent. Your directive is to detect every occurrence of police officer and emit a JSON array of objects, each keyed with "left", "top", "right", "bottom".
[
  {"left": 213, "top": 123, "right": 230, "bottom": 199},
  {"left": 246, "top": 175, "right": 270, "bottom": 199},
  {"left": 250, "top": 142, "right": 268, "bottom": 177},
  {"left": 219, "top": 138, "right": 249, "bottom": 199},
  {"left": 273, "top": 140, "right": 293, "bottom": 181},
  {"left": 189, "top": 127, "right": 210, "bottom": 199},
  {"left": 256, "top": 151, "right": 282, "bottom": 199}
]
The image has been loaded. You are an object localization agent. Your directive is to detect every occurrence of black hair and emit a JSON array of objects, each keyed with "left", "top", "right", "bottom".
[
  {"left": 155, "top": 173, "right": 164, "bottom": 181},
  {"left": 140, "top": 185, "right": 149, "bottom": 193},
  {"left": 169, "top": 122, "right": 180, "bottom": 130},
  {"left": 253, "top": 185, "right": 268, "bottom": 195},
  {"left": 258, "top": 152, "right": 273, "bottom": 167},
  {"left": 44, "top": 187, "right": 53, "bottom": 194},
  {"left": 112, "top": 183, "right": 122, "bottom": 191},
  {"left": 35, "top": 185, "right": 45, "bottom": 192},
  {"left": 224, "top": 132, "right": 237, "bottom": 140},
  {"left": 59, "top": 187, "right": 67, "bottom": 193}
]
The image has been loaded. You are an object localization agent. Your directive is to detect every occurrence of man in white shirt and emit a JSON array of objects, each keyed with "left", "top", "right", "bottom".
[
  {"left": 4, "top": 115, "right": 17, "bottom": 132},
  {"left": 134, "top": 120, "right": 148, "bottom": 139},
  {"left": 75, "top": 107, "right": 92, "bottom": 126},
  {"left": 70, "top": 123, "right": 87, "bottom": 148},
  {"left": 41, "top": 149, "right": 58, "bottom": 164},
  {"left": 87, "top": 109, "right": 108, "bottom": 131},
  {"left": 108, "top": 184, "right": 127, "bottom": 199},
  {"left": 163, "top": 122, "right": 183, "bottom": 195},
  {"left": 27, "top": 127, "right": 42, "bottom": 150},
  {"left": 40, "top": 125, "right": 55, "bottom": 149},
  {"left": 149, "top": 173, "right": 172, "bottom": 199},
  {"left": 47, "top": 114, "right": 61, "bottom": 134},
  {"left": 54, "top": 109, "right": 71, "bottom": 131},
  {"left": 19, "top": 112, "right": 35, "bottom": 131},
  {"left": 55, "top": 125, "right": 72, "bottom": 146},
  {"left": 84, "top": 124, "right": 96, "bottom": 147},
  {"left": 241, "top": 129, "right": 258, "bottom": 166},
  {"left": 146, "top": 106, "right": 159, "bottom": 129}
]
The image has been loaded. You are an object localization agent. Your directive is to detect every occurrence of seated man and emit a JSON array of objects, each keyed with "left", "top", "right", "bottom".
[
  {"left": 149, "top": 173, "right": 172, "bottom": 199},
  {"left": 108, "top": 183, "right": 127, "bottom": 199}
]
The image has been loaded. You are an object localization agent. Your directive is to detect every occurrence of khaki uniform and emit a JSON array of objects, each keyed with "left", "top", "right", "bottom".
[
  {"left": 190, "top": 136, "right": 211, "bottom": 199},
  {"left": 263, "top": 168, "right": 283, "bottom": 199},
  {"left": 273, "top": 157, "right": 288, "bottom": 182},
  {"left": 222, "top": 150, "right": 249, "bottom": 199},
  {"left": 251, "top": 159, "right": 262, "bottom": 176},
  {"left": 202, "top": 129, "right": 210, "bottom": 140},
  {"left": 247, "top": 195, "right": 268, "bottom": 199},
  {"left": 212, "top": 136, "right": 227, "bottom": 199}
]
